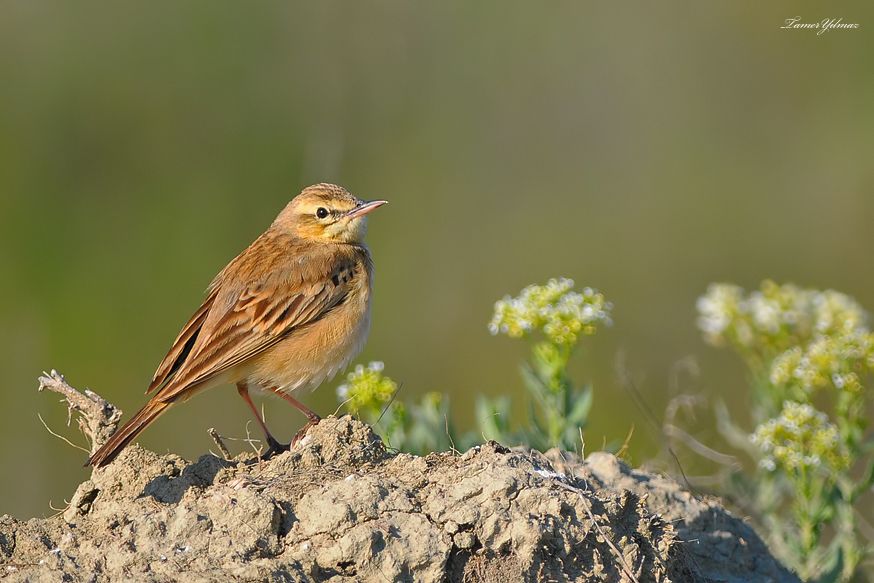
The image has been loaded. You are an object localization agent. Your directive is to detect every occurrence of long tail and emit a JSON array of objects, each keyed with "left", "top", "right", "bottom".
[{"left": 87, "top": 400, "right": 171, "bottom": 467}]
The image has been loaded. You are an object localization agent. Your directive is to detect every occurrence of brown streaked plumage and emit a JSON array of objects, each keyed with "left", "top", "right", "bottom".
[{"left": 87, "top": 183, "right": 387, "bottom": 467}]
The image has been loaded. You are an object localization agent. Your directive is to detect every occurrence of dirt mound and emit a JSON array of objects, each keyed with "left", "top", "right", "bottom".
[{"left": 2, "top": 414, "right": 796, "bottom": 582}]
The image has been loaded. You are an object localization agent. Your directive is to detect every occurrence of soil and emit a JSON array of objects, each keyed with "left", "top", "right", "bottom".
[{"left": 1, "top": 416, "right": 798, "bottom": 582}]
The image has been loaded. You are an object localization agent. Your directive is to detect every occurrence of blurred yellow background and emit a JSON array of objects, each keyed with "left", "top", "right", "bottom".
[{"left": 1, "top": 2, "right": 872, "bottom": 518}]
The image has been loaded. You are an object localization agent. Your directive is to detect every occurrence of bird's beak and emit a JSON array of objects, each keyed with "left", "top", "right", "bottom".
[{"left": 346, "top": 199, "right": 388, "bottom": 219}]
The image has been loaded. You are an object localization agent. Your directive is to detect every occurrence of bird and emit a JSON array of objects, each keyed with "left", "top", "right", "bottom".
[{"left": 87, "top": 183, "right": 387, "bottom": 467}]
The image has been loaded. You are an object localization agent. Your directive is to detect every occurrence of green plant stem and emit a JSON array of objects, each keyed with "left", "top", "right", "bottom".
[
  {"left": 529, "top": 341, "right": 577, "bottom": 449},
  {"left": 794, "top": 469, "right": 818, "bottom": 579}
]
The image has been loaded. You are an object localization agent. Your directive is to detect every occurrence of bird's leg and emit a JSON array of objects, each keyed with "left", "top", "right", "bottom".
[
  {"left": 269, "top": 386, "right": 321, "bottom": 445},
  {"left": 236, "top": 381, "right": 287, "bottom": 456},
  {"left": 269, "top": 387, "right": 321, "bottom": 423}
]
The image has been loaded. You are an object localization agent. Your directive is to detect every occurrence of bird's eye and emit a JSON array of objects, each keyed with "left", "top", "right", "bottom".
[{"left": 316, "top": 207, "right": 329, "bottom": 219}]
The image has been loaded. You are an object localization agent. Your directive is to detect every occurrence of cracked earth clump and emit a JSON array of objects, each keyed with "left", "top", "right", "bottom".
[{"left": 1, "top": 416, "right": 796, "bottom": 582}]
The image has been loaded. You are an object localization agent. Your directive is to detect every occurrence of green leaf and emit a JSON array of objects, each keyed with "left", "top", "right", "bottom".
[
  {"left": 815, "top": 544, "right": 844, "bottom": 583},
  {"left": 525, "top": 398, "right": 549, "bottom": 450},
  {"left": 520, "top": 363, "right": 550, "bottom": 404},
  {"left": 567, "top": 385, "right": 593, "bottom": 427}
]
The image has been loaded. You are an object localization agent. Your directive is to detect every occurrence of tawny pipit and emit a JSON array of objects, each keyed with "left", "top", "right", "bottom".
[{"left": 88, "top": 184, "right": 387, "bottom": 467}]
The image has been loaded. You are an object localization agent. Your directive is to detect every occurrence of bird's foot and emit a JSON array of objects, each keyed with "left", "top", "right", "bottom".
[
  {"left": 290, "top": 416, "right": 321, "bottom": 447},
  {"left": 262, "top": 435, "right": 290, "bottom": 459},
  {"left": 258, "top": 416, "right": 321, "bottom": 459}
]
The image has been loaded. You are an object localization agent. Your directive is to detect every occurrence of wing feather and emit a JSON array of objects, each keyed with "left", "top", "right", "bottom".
[
  {"left": 147, "top": 289, "right": 218, "bottom": 393},
  {"left": 147, "top": 239, "right": 358, "bottom": 404}
]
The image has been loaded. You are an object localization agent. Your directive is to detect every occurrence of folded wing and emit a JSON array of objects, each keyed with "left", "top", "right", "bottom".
[{"left": 147, "top": 240, "right": 356, "bottom": 403}]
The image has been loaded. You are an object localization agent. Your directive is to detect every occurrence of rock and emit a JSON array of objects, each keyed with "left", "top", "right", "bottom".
[{"left": 0, "top": 416, "right": 797, "bottom": 582}]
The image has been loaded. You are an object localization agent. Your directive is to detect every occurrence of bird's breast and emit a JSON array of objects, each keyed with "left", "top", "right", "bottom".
[{"left": 248, "top": 263, "right": 372, "bottom": 394}]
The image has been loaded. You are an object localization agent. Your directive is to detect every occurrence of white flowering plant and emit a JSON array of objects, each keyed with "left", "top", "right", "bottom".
[
  {"left": 336, "top": 362, "right": 461, "bottom": 454},
  {"left": 336, "top": 361, "right": 407, "bottom": 448},
  {"left": 487, "top": 278, "right": 612, "bottom": 450},
  {"left": 336, "top": 278, "right": 612, "bottom": 455},
  {"left": 697, "top": 281, "right": 874, "bottom": 581}
]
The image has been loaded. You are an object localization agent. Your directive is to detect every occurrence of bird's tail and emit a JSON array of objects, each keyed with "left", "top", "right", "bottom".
[{"left": 87, "top": 400, "right": 170, "bottom": 467}]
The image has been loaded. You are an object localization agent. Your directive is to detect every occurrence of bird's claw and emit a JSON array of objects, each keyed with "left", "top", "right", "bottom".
[
  {"left": 263, "top": 436, "right": 290, "bottom": 459},
  {"left": 260, "top": 418, "right": 321, "bottom": 460},
  {"left": 290, "top": 417, "right": 321, "bottom": 447}
]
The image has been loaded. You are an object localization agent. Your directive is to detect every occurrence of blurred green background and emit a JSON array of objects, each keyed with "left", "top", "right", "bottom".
[{"left": 1, "top": 2, "right": 872, "bottom": 518}]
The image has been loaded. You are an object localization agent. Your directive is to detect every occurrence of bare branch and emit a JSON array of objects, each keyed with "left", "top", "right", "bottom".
[
  {"left": 37, "top": 369, "right": 122, "bottom": 454},
  {"left": 208, "top": 428, "right": 232, "bottom": 461}
]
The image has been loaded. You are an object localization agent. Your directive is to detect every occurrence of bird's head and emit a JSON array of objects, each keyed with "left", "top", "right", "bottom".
[{"left": 274, "top": 183, "right": 387, "bottom": 244}]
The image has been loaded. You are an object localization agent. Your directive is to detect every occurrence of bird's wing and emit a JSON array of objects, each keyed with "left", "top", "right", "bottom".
[
  {"left": 147, "top": 245, "right": 358, "bottom": 402},
  {"left": 146, "top": 288, "right": 219, "bottom": 393}
]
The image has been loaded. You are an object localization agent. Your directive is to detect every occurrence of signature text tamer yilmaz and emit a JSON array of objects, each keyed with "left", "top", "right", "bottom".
[{"left": 782, "top": 16, "right": 860, "bottom": 35}]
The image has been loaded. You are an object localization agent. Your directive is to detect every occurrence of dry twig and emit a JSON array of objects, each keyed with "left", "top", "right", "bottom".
[
  {"left": 208, "top": 428, "right": 232, "bottom": 460},
  {"left": 37, "top": 369, "right": 122, "bottom": 455}
]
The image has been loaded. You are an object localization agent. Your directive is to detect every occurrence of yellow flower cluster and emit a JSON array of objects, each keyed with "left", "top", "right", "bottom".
[
  {"left": 697, "top": 280, "right": 868, "bottom": 354},
  {"left": 770, "top": 332, "right": 874, "bottom": 394},
  {"left": 336, "top": 361, "right": 398, "bottom": 414},
  {"left": 752, "top": 401, "right": 849, "bottom": 474},
  {"left": 488, "top": 278, "right": 612, "bottom": 346}
]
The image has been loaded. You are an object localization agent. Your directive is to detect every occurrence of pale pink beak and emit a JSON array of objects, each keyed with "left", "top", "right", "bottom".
[{"left": 345, "top": 199, "right": 388, "bottom": 219}]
